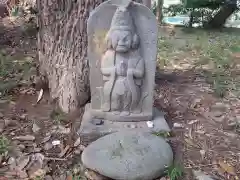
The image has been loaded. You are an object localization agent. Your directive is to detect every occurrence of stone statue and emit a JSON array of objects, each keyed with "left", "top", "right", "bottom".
[
  {"left": 79, "top": 0, "right": 170, "bottom": 144},
  {"left": 100, "top": 3, "right": 144, "bottom": 116},
  {"left": 83, "top": 0, "right": 158, "bottom": 122}
]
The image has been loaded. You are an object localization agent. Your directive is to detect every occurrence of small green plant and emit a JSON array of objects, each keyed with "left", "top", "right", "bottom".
[
  {"left": 0, "top": 136, "right": 10, "bottom": 155},
  {"left": 0, "top": 52, "right": 33, "bottom": 96},
  {"left": 11, "top": 6, "right": 20, "bottom": 16},
  {"left": 165, "top": 164, "right": 183, "bottom": 180},
  {"left": 234, "top": 120, "right": 240, "bottom": 134},
  {"left": 0, "top": 52, "right": 12, "bottom": 78},
  {"left": 204, "top": 70, "right": 231, "bottom": 98},
  {"left": 34, "top": 176, "right": 44, "bottom": 180},
  {"left": 50, "top": 108, "right": 66, "bottom": 124},
  {"left": 153, "top": 131, "right": 171, "bottom": 138},
  {"left": 72, "top": 175, "right": 85, "bottom": 180}
]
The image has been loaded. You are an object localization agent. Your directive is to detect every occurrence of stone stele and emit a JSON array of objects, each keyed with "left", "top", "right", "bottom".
[{"left": 78, "top": 0, "right": 170, "bottom": 145}]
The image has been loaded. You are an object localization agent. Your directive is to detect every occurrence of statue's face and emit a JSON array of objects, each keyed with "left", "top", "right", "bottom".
[{"left": 111, "top": 30, "right": 132, "bottom": 53}]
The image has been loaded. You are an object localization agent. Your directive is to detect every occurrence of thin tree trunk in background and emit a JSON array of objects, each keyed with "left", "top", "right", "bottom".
[
  {"left": 189, "top": 9, "right": 194, "bottom": 28},
  {"left": 157, "top": 0, "right": 163, "bottom": 23},
  {"left": 37, "top": 0, "right": 104, "bottom": 113}
]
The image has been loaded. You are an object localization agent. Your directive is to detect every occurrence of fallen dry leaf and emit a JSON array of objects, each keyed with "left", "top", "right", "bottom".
[
  {"left": 58, "top": 145, "right": 70, "bottom": 158},
  {"left": 184, "top": 138, "right": 199, "bottom": 148},
  {"left": 188, "top": 120, "right": 199, "bottom": 125},
  {"left": 74, "top": 137, "right": 81, "bottom": 147},
  {"left": 200, "top": 149, "right": 206, "bottom": 159},
  {"left": 29, "top": 168, "right": 46, "bottom": 179},
  {"left": 219, "top": 160, "right": 236, "bottom": 175},
  {"left": 173, "top": 122, "right": 184, "bottom": 128},
  {"left": 41, "top": 135, "right": 51, "bottom": 144},
  {"left": 56, "top": 125, "right": 70, "bottom": 134},
  {"left": 66, "top": 174, "right": 73, "bottom": 180},
  {"left": 85, "top": 169, "right": 108, "bottom": 180},
  {"left": 16, "top": 156, "right": 30, "bottom": 170},
  {"left": 0, "top": 177, "right": 9, "bottom": 180},
  {"left": 232, "top": 52, "right": 240, "bottom": 59},
  {"left": 37, "top": 89, "right": 43, "bottom": 103},
  {"left": 13, "top": 135, "right": 35, "bottom": 141},
  {"left": 32, "top": 123, "right": 40, "bottom": 133}
]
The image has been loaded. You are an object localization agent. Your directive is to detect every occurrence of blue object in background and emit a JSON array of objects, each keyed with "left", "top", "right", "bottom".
[{"left": 163, "top": 16, "right": 190, "bottom": 25}]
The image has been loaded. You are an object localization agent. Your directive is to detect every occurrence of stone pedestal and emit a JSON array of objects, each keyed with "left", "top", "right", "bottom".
[{"left": 78, "top": 104, "right": 170, "bottom": 146}]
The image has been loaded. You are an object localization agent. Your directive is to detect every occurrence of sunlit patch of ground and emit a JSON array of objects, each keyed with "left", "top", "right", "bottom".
[{"left": 155, "top": 26, "right": 240, "bottom": 180}]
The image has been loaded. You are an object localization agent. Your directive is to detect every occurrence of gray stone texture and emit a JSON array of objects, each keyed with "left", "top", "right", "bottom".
[
  {"left": 193, "top": 171, "right": 214, "bottom": 180},
  {"left": 82, "top": 131, "right": 173, "bottom": 180},
  {"left": 87, "top": 0, "right": 158, "bottom": 121},
  {"left": 78, "top": 104, "right": 170, "bottom": 146}
]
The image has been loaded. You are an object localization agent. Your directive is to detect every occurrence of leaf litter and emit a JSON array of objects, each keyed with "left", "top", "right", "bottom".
[{"left": 1, "top": 13, "right": 240, "bottom": 180}]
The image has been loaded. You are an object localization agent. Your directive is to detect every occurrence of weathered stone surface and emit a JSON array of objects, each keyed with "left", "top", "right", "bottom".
[
  {"left": 78, "top": 104, "right": 170, "bottom": 146},
  {"left": 86, "top": 0, "right": 158, "bottom": 122},
  {"left": 193, "top": 170, "right": 214, "bottom": 180},
  {"left": 82, "top": 131, "right": 173, "bottom": 180}
]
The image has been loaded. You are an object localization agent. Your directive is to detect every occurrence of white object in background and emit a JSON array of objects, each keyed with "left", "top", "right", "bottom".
[
  {"left": 52, "top": 140, "right": 61, "bottom": 146},
  {"left": 146, "top": 121, "right": 154, "bottom": 128}
]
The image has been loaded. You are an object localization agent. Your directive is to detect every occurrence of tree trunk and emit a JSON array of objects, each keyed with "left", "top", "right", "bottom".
[
  {"left": 189, "top": 9, "right": 194, "bottom": 28},
  {"left": 157, "top": 0, "right": 163, "bottom": 23},
  {"left": 37, "top": 0, "right": 104, "bottom": 113},
  {"left": 207, "top": 3, "right": 237, "bottom": 28}
]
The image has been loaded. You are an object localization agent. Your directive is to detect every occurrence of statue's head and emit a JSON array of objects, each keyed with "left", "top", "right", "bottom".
[{"left": 105, "top": 5, "right": 140, "bottom": 53}]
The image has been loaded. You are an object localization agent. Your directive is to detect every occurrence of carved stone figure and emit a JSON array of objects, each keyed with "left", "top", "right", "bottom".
[
  {"left": 78, "top": 0, "right": 171, "bottom": 145},
  {"left": 100, "top": 4, "right": 144, "bottom": 116},
  {"left": 82, "top": 0, "right": 159, "bottom": 122}
]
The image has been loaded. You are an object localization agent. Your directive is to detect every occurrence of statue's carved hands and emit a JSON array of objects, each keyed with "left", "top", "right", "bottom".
[
  {"left": 117, "top": 61, "right": 127, "bottom": 76},
  {"left": 127, "top": 68, "right": 133, "bottom": 76}
]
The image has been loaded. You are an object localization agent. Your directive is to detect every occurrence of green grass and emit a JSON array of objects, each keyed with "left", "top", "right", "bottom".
[
  {"left": 33, "top": 176, "right": 44, "bottom": 180},
  {"left": 50, "top": 108, "right": 66, "bottom": 124},
  {"left": 165, "top": 164, "right": 183, "bottom": 180},
  {"left": 0, "top": 136, "right": 10, "bottom": 155},
  {"left": 153, "top": 131, "right": 171, "bottom": 138},
  {"left": 72, "top": 175, "right": 85, "bottom": 180},
  {"left": 0, "top": 50, "right": 33, "bottom": 96},
  {"left": 158, "top": 28, "right": 240, "bottom": 98}
]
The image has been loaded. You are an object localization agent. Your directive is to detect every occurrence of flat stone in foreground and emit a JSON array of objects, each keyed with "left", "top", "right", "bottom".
[
  {"left": 78, "top": 104, "right": 171, "bottom": 146},
  {"left": 82, "top": 131, "right": 173, "bottom": 180}
]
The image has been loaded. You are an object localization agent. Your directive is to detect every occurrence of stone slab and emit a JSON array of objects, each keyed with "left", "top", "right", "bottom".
[
  {"left": 87, "top": 1, "right": 158, "bottom": 118},
  {"left": 82, "top": 131, "right": 173, "bottom": 180},
  {"left": 78, "top": 104, "right": 170, "bottom": 146}
]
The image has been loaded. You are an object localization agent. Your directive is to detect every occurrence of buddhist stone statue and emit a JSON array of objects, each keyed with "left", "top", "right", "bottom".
[
  {"left": 101, "top": 3, "right": 144, "bottom": 116},
  {"left": 78, "top": 0, "right": 170, "bottom": 145}
]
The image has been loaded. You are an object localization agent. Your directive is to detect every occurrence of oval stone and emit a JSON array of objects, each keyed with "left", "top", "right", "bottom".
[{"left": 82, "top": 131, "right": 173, "bottom": 180}]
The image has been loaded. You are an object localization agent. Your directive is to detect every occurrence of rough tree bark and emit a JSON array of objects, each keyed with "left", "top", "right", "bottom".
[
  {"left": 157, "top": 0, "right": 163, "bottom": 23},
  {"left": 37, "top": 0, "right": 105, "bottom": 113},
  {"left": 37, "top": 0, "right": 146, "bottom": 113}
]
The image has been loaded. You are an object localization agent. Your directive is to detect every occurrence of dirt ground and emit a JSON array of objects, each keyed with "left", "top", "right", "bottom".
[{"left": 1, "top": 17, "right": 240, "bottom": 180}]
